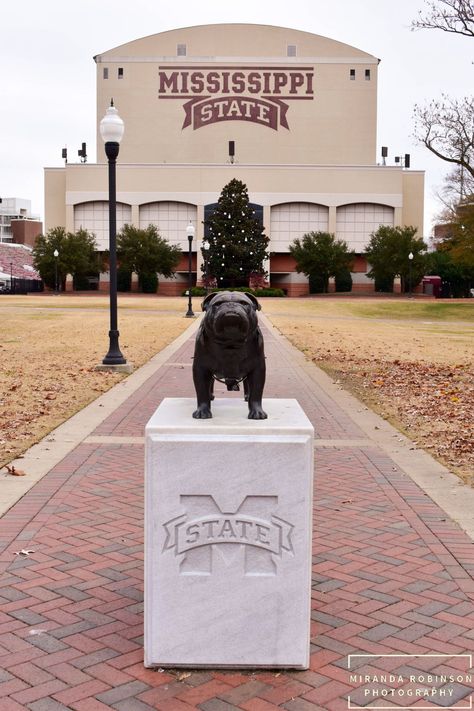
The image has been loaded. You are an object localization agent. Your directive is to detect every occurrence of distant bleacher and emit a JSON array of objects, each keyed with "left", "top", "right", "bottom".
[{"left": 0, "top": 243, "right": 42, "bottom": 292}]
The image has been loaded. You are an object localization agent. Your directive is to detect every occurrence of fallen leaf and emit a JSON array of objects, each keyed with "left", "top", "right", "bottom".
[
  {"left": 176, "top": 671, "right": 191, "bottom": 681},
  {"left": 5, "top": 465, "right": 26, "bottom": 477}
]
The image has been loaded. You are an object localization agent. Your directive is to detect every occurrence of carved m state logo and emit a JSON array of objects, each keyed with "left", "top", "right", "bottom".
[
  {"left": 162, "top": 494, "right": 294, "bottom": 576},
  {"left": 158, "top": 65, "right": 315, "bottom": 131}
]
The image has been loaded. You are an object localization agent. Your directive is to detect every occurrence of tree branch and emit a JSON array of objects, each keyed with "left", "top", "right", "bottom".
[{"left": 412, "top": 0, "right": 474, "bottom": 37}]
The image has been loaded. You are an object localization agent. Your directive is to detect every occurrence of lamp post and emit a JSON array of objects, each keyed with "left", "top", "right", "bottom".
[
  {"left": 99, "top": 100, "right": 128, "bottom": 367},
  {"left": 202, "top": 240, "right": 210, "bottom": 295},
  {"left": 9, "top": 262, "right": 13, "bottom": 294},
  {"left": 185, "top": 222, "right": 195, "bottom": 317},
  {"left": 408, "top": 251, "right": 414, "bottom": 299},
  {"left": 53, "top": 249, "right": 59, "bottom": 295}
]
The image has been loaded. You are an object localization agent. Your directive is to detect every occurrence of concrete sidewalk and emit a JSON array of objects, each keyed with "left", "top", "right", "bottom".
[{"left": 0, "top": 314, "right": 473, "bottom": 710}]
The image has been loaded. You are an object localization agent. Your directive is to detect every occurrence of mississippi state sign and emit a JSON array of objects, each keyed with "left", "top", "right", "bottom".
[{"left": 158, "top": 65, "right": 315, "bottom": 131}]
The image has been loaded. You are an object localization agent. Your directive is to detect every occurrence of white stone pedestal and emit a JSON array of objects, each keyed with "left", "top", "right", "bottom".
[{"left": 144, "top": 398, "right": 314, "bottom": 669}]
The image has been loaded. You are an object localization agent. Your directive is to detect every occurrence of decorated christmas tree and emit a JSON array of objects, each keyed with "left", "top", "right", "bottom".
[{"left": 203, "top": 179, "right": 270, "bottom": 287}]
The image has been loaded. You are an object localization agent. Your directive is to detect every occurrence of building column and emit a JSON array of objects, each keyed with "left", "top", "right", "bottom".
[
  {"left": 394, "top": 207, "right": 403, "bottom": 227},
  {"left": 131, "top": 204, "right": 140, "bottom": 227},
  {"left": 66, "top": 205, "right": 75, "bottom": 233},
  {"left": 328, "top": 206, "right": 337, "bottom": 235}
]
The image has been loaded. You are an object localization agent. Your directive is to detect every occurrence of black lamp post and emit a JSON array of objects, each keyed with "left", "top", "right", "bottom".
[
  {"left": 10, "top": 261, "right": 13, "bottom": 294},
  {"left": 185, "top": 221, "right": 195, "bottom": 317},
  {"left": 408, "top": 251, "right": 414, "bottom": 299},
  {"left": 53, "top": 249, "right": 59, "bottom": 295},
  {"left": 100, "top": 100, "right": 127, "bottom": 366},
  {"left": 202, "top": 240, "right": 210, "bottom": 295}
]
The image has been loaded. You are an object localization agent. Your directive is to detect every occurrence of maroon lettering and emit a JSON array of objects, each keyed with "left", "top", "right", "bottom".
[
  {"left": 289, "top": 72, "right": 305, "bottom": 94},
  {"left": 190, "top": 71, "right": 204, "bottom": 93},
  {"left": 262, "top": 72, "right": 271, "bottom": 93},
  {"left": 158, "top": 67, "right": 315, "bottom": 98},
  {"left": 159, "top": 70, "right": 179, "bottom": 93},
  {"left": 247, "top": 71, "right": 261, "bottom": 94},
  {"left": 206, "top": 71, "right": 220, "bottom": 93},
  {"left": 272, "top": 72, "right": 288, "bottom": 94},
  {"left": 181, "top": 71, "right": 189, "bottom": 93},
  {"left": 158, "top": 65, "right": 315, "bottom": 131},
  {"left": 231, "top": 71, "right": 246, "bottom": 94},
  {"left": 221, "top": 71, "right": 230, "bottom": 93}
]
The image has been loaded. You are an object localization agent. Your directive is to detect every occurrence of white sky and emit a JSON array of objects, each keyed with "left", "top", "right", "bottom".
[{"left": 1, "top": 0, "right": 472, "bottom": 235}]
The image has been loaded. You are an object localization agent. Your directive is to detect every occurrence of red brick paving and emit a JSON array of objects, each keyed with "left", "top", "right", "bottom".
[{"left": 0, "top": 322, "right": 473, "bottom": 709}]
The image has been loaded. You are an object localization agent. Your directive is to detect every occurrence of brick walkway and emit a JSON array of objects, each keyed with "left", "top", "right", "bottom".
[{"left": 0, "top": 317, "right": 473, "bottom": 710}]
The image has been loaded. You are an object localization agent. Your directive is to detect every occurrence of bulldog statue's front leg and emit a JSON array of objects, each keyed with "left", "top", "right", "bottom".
[{"left": 192, "top": 362, "right": 214, "bottom": 419}]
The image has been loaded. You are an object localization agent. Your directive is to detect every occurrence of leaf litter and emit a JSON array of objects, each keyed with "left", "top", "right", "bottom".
[{"left": 266, "top": 307, "right": 473, "bottom": 485}]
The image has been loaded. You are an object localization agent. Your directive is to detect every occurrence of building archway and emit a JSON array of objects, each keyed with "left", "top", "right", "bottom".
[
  {"left": 270, "top": 202, "right": 329, "bottom": 253},
  {"left": 74, "top": 201, "right": 132, "bottom": 252},
  {"left": 139, "top": 201, "right": 197, "bottom": 250},
  {"left": 336, "top": 203, "right": 394, "bottom": 253}
]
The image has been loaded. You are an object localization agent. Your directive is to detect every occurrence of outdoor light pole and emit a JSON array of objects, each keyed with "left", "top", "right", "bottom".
[
  {"left": 408, "top": 251, "right": 414, "bottom": 299},
  {"left": 53, "top": 249, "right": 59, "bottom": 295},
  {"left": 100, "top": 100, "right": 127, "bottom": 366},
  {"left": 185, "top": 222, "right": 195, "bottom": 317},
  {"left": 202, "top": 240, "right": 210, "bottom": 295},
  {"left": 9, "top": 262, "right": 13, "bottom": 295}
]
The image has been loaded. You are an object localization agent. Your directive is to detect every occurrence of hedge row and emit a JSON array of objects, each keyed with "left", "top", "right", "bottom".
[{"left": 182, "top": 286, "right": 285, "bottom": 298}]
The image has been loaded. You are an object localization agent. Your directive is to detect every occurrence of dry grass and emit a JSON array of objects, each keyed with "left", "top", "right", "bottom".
[
  {"left": 262, "top": 297, "right": 474, "bottom": 483},
  {"left": 0, "top": 295, "right": 191, "bottom": 467}
]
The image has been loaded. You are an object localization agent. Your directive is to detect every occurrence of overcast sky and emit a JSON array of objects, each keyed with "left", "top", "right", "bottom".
[{"left": 1, "top": 0, "right": 472, "bottom": 234}]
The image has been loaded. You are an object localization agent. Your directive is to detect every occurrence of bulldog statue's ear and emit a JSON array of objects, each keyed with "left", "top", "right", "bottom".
[
  {"left": 245, "top": 293, "right": 261, "bottom": 311},
  {"left": 201, "top": 292, "right": 218, "bottom": 311}
]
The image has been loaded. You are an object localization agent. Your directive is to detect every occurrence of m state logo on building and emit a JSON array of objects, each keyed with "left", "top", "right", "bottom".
[{"left": 158, "top": 65, "right": 315, "bottom": 131}]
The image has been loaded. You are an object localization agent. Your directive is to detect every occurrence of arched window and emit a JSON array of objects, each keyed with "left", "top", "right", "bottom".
[
  {"left": 336, "top": 203, "right": 394, "bottom": 252},
  {"left": 139, "top": 202, "right": 197, "bottom": 249},
  {"left": 74, "top": 201, "right": 131, "bottom": 251},
  {"left": 270, "top": 203, "right": 329, "bottom": 252}
]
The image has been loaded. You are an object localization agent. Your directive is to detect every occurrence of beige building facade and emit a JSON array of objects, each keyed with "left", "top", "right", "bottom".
[{"left": 44, "top": 24, "right": 424, "bottom": 295}]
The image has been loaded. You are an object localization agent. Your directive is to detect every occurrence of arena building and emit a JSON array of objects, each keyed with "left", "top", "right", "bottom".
[{"left": 44, "top": 24, "right": 424, "bottom": 295}]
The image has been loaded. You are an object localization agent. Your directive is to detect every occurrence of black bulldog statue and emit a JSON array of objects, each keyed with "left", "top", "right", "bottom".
[{"left": 192, "top": 291, "right": 267, "bottom": 420}]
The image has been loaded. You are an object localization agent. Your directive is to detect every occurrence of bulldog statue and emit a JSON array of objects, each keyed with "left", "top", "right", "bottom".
[{"left": 192, "top": 291, "right": 267, "bottom": 420}]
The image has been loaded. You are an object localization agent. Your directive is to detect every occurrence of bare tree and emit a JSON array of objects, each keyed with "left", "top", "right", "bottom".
[
  {"left": 413, "top": 95, "right": 474, "bottom": 179},
  {"left": 434, "top": 165, "right": 474, "bottom": 222},
  {"left": 412, "top": 0, "right": 474, "bottom": 37}
]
